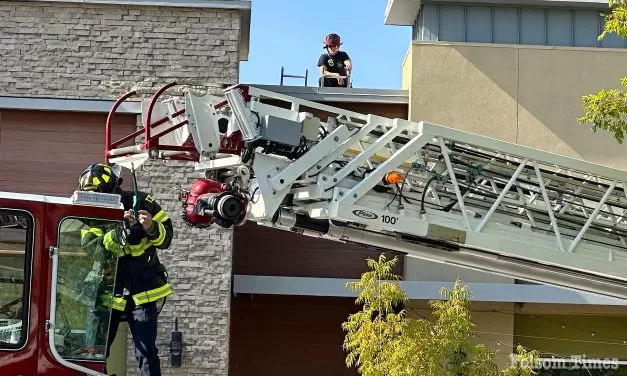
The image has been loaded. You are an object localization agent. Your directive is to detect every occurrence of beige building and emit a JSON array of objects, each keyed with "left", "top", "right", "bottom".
[{"left": 385, "top": 0, "right": 627, "bottom": 371}]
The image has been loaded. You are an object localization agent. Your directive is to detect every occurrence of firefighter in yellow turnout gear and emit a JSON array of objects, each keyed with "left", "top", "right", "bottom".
[{"left": 78, "top": 163, "right": 173, "bottom": 376}]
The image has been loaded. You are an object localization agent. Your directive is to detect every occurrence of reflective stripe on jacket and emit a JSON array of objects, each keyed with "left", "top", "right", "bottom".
[{"left": 81, "top": 190, "right": 174, "bottom": 311}]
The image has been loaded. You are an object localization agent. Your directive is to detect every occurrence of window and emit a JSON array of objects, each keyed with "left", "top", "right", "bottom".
[
  {"left": 52, "top": 217, "right": 120, "bottom": 360},
  {"left": 467, "top": 6, "right": 492, "bottom": 43},
  {"left": 574, "top": 10, "right": 602, "bottom": 47},
  {"left": 415, "top": 2, "right": 627, "bottom": 49},
  {"left": 520, "top": 8, "right": 546, "bottom": 45},
  {"left": 0, "top": 209, "right": 32, "bottom": 349},
  {"left": 438, "top": 5, "right": 465, "bottom": 42},
  {"left": 493, "top": 7, "right": 519, "bottom": 44},
  {"left": 547, "top": 9, "right": 572, "bottom": 46}
]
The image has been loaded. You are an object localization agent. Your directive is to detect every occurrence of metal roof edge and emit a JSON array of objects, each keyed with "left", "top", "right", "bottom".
[
  {"left": 424, "top": 0, "right": 611, "bottom": 7},
  {"left": 239, "top": 6, "right": 251, "bottom": 61},
  {"left": 23, "top": 0, "right": 251, "bottom": 9},
  {"left": 0, "top": 96, "right": 142, "bottom": 114},
  {"left": 384, "top": 0, "right": 420, "bottom": 26},
  {"left": 0, "top": 83, "right": 409, "bottom": 113},
  {"left": 384, "top": 0, "right": 612, "bottom": 26},
  {"left": 233, "top": 275, "right": 627, "bottom": 306},
  {"left": 246, "top": 84, "right": 409, "bottom": 104}
]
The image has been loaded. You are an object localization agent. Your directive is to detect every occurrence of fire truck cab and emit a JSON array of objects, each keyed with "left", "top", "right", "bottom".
[{"left": 0, "top": 190, "right": 124, "bottom": 376}]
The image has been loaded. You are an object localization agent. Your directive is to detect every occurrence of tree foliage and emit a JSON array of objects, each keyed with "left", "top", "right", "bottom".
[
  {"left": 342, "top": 254, "right": 540, "bottom": 376},
  {"left": 579, "top": 1, "right": 627, "bottom": 143}
]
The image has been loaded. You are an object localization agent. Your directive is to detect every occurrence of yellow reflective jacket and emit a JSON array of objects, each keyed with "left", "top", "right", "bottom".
[{"left": 81, "top": 190, "right": 173, "bottom": 311}]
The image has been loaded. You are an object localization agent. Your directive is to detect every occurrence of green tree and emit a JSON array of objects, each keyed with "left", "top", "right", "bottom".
[
  {"left": 579, "top": 0, "right": 627, "bottom": 143},
  {"left": 342, "top": 254, "right": 540, "bottom": 376}
]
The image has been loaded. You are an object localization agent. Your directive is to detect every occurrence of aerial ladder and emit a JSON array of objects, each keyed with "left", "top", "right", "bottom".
[{"left": 105, "top": 82, "right": 627, "bottom": 302}]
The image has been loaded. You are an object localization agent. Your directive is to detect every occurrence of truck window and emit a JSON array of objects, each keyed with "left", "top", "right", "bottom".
[
  {"left": 53, "top": 217, "right": 120, "bottom": 360},
  {"left": 0, "top": 209, "right": 32, "bottom": 349}
]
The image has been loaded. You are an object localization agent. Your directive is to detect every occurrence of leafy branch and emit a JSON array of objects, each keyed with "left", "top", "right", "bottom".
[
  {"left": 579, "top": 1, "right": 627, "bottom": 143},
  {"left": 342, "top": 254, "right": 540, "bottom": 376}
]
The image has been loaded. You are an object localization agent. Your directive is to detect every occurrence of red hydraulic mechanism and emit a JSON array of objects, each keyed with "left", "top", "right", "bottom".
[{"left": 179, "top": 178, "right": 248, "bottom": 229}]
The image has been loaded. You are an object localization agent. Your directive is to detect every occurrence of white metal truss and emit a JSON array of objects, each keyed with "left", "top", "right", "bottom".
[{"left": 134, "top": 85, "right": 627, "bottom": 300}]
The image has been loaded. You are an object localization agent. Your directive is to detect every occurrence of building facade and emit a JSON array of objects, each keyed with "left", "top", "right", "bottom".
[
  {"left": 225, "top": 85, "right": 627, "bottom": 374},
  {"left": 2, "top": 0, "right": 627, "bottom": 375},
  {"left": 388, "top": 0, "right": 627, "bottom": 170},
  {"left": 0, "top": 1, "right": 250, "bottom": 375},
  {"left": 385, "top": 0, "right": 627, "bottom": 372}
]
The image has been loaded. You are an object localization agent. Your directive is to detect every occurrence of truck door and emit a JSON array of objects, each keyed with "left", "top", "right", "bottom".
[
  {"left": 0, "top": 199, "right": 41, "bottom": 376},
  {"left": 37, "top": 198, "right": 123, "bottom": 376}
]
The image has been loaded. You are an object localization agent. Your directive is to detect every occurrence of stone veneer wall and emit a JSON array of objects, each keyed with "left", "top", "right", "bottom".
[
  {"left": 0, "top": 2, "right": 241, "bottom": 374},
  {"left": 135, "top": 160, "right": 233, "bottom": 376}
]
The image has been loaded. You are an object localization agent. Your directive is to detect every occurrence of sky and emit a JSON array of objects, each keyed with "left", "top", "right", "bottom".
[{"left": 239, "top": 0, "right": 413, "bottom": 89}]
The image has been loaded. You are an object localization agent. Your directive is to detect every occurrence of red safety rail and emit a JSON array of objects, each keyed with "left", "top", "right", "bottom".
[
  {"left": 105, "top": 82, "right": 253, "bottom": 164},
  {"left": 105, "top": 81, "right": 200, "bottom": 163}
]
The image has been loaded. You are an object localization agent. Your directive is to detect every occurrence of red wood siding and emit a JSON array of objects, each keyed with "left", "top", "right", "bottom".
[
  {"left": 263, "top": 99, "right": 408, "bottom": 120},
  {"left": 323, "top": 101, "right": 408, "bottom": 120},
  {"left": 229, "top": 294, "right": 361, "bottom": 376},
  {"left": 233, "top": 222, "right": 404, "bottom": 278},
  {"left": 0, "top": 110, "right": 136, "bottom": 196}
]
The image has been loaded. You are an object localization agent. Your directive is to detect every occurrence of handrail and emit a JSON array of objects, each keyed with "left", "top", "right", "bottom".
[{"left": 105, "top": 90, "right": 137, "bottom": 162}]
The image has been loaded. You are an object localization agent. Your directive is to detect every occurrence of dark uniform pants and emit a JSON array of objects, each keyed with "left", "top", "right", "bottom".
[{"left": 106, "top": 301, "right": 162, "bottom": 376}]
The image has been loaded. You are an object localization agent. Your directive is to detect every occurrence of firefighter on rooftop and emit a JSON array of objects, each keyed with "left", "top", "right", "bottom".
[{"left": 318, "top": 33, "right": 352, "bottom": 88}]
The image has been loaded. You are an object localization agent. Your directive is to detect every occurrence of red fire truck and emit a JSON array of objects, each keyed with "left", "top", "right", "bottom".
[{"left": 0, "top": 190, "right": 124, "bottom": 376}]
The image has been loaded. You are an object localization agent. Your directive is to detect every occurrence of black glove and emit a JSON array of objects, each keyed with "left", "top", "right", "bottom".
[{"left": 112, "top": 222, "right": 129, "bottom": 246}]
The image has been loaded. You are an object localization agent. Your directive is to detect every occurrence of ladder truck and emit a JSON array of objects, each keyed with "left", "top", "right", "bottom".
[
  {"left": 105, "top": 82, "right": 627, "bottom": 302},
  {"left": 1, "top": 82, "right": 627, "bottom": 376}
]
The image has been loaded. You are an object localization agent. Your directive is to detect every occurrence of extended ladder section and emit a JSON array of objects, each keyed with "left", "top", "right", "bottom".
[{"left": 106, "top": 83, "right": 627, "bottom": 301}]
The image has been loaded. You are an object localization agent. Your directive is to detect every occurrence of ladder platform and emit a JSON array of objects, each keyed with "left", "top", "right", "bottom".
[
  {"left": 105, "top": 82, "right": 245, "bottom": 171},
  {"left": 105, "top": 82, "right": 201, "bottom": 167}
]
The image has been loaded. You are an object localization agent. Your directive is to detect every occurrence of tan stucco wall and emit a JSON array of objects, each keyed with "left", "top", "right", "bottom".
[
  {"left": 408, "top": 299, "right": 627, "bottom": 369},
  {"left": 515, "top": 313, "right": 627, "bottom": 360},
  {"left": 404, "top": 256, "right": 514, "bottom": 283},
  {"left": 402, "top": 44, "right": 412, "bottom": 91},
  {"left": 516, "top": 303, "right": 627, "bottom": 359},
  {"left": 403, "top": 40, "right": 627, "bottom": 363},
  {"left": 405, "top": 41, "right": 627, "bottom": 170},
  {"left": 407, "top": 301, "right": 515, "bottom": 370}
]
